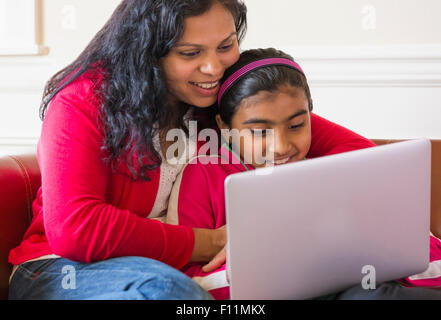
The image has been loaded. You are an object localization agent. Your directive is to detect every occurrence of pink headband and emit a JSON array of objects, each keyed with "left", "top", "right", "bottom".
[{"left": 217, "top": 58, "right": 305, "bottom": 106}]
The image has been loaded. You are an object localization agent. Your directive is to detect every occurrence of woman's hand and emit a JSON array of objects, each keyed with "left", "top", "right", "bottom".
[
  {"left": 202, "top": 245, "right": 230, "bottom": 283},
  {"left": 190, "top": 225, "right": 226, "bottom": 269},
  {"left": 202, "top": 245, "right": 226, "bottom": 273}
]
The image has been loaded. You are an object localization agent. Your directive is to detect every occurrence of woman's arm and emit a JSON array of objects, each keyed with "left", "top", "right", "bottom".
[
  {"left": 40, "top": 76, "right": 194, "bottom": 269},
  {"left": 307, "top": 113, "right": 376, "bottom": 158}
]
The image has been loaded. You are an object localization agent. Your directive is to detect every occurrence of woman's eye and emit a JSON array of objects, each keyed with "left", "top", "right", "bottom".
[
  {"left": 179, "top": 51, "right": 200, "bottom": 57},
  {"left": 219, "top": 43, "right": 233, "bottom": 51}
]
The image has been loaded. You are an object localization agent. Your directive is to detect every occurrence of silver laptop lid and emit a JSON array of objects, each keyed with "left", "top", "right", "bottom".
[{"left": 225, "top": 139, "right": 431, "bottom": 299}]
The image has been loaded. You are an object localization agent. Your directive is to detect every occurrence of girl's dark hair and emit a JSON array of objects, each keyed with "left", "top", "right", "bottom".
[
  {"left": 218, "top": 48, "right": 313, "bottom": 126},
  {"left": 39, "top": 0, "right": 247, "bottom": 181}
]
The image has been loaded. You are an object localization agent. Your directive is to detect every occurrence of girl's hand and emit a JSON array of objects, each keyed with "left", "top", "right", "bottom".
[{"left": 190, "top": 225, "right": 226, "bottom": 266}]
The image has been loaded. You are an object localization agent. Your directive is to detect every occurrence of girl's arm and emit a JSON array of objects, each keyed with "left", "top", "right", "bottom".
[{"left": 307, "top": 113, "right": 376, "bottom": 158}]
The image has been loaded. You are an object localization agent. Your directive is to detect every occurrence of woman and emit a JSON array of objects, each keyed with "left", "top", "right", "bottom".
[{"left": 8, "top": 0, "right": 374, "bottom": 300}]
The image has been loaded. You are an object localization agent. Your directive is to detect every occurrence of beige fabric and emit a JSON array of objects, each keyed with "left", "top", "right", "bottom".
[
  {"left": 149, "top": 110, "right": 197, "bottom": 221},
  {"left": 166, "top": 155, "right": 221, "bottom": 226},
  {"left": 166, "top": 156, "right": 199, "bottom": 226}
]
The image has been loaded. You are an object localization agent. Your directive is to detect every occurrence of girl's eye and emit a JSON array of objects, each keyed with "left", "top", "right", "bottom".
[
  {"left": 250, "top": 129, "right": 271, "bottom": 137},
  {"left": 289, "top": 123, "right": 305, "bottom": 130}
]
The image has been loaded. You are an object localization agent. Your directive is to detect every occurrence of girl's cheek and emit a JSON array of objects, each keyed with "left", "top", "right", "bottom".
[
  {"left": 237, "top": 134, "right": 257, "bottom": 165},
  {"left": 251, "top": 137, "right": 269, "bottom": 167},
  {"left": 299, "top": 130, "right": 312, "bottom": 158}
]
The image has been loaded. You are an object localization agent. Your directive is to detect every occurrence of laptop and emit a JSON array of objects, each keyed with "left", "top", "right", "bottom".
[{"left": 225, "top": 138, "right": 431, "bottom": 300}]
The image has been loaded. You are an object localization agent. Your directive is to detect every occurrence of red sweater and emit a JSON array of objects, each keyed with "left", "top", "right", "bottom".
[{"left": 8, "top": 70, "right": 376, "bottom": 268}]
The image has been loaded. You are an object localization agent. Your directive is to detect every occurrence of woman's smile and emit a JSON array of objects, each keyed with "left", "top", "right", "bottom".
[{"left": 189, "top": 80, "right": 221, "bottom": 97}]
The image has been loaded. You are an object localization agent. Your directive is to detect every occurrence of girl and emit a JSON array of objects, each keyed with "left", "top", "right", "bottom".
[
  {"left": 8, "top": 0, "right": 379, "bottom": 300},
  {"left": 167, "top": 48, "right": 441, "bottom": 300}
]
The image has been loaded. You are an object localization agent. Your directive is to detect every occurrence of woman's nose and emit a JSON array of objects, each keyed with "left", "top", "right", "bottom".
[{"left": 199, "top": 53, "right": 223, "bottom": 77}]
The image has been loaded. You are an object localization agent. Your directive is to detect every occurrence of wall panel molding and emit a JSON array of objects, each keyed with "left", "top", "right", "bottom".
[
  {"left": 277, "top": 44, "right": 441, "bottom": 87},
  {"left": 0, "top": 56, "right": 59, "bottom": 92},
  {"left": 0, "top": 137, "right": 38, "bottom": 157}
]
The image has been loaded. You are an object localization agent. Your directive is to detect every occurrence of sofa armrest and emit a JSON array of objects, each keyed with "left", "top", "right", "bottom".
[
  {"left": 372, "top": 139, "right": 441, "bottom": 239},
  {"left": 0, "top": 154, "right": 40, "bottom": 299}
]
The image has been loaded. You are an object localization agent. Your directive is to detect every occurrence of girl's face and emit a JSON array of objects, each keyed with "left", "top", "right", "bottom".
[
  {"left": 217, "top": 86, "right": 311, "bottom": 168},
  {"left": 161, "top": 2, "right": 240, "bottom": 108}
]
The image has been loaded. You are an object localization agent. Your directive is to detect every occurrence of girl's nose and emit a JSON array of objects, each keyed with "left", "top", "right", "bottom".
[{"left": 270, "top": 132, "right": 294, "bottom": 159}]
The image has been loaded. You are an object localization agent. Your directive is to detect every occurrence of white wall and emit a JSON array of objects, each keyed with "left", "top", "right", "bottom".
[
  {"left": 241, "top": 0, "right": 441, "bottom": 139},
  {"left": 0, "top": 0, "right": 121, "bottom": 156},
  {"left": 0, "top": 0, "right": 440, "bottom": 157},
  {"left": 242, "top": 0, "right": 441, "bottom": 46}
]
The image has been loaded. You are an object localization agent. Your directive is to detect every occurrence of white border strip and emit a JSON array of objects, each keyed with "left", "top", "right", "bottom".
[{"left": 192, "top": 270, "right": 229, "bottom": 291}]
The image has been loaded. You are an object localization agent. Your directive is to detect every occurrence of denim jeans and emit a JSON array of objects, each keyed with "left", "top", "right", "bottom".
[
  {"left": 335, "top": 281, "right": 441, "bottom": 300},
  {"left": 8, "top": 256, "right": 214, "bottom": 300}
]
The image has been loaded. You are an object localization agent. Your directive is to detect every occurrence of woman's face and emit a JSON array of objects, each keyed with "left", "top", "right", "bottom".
[
  {"left": 217, "top": 86, "right": 312, "bottom": 168},
  {"left": 161, "top": 2, "right": 240, "bottom": 108}
]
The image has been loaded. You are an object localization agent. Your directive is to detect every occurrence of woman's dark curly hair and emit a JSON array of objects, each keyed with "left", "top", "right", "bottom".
[
  {"left": 218, "top": 48, "right": 313, "bottom": 127},
  {"left": 39, "top": 0, "right": 247, "bottom": 181}
]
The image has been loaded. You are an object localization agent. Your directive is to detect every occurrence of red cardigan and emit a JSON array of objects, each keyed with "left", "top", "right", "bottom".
[{"left": 8, "top": 70, "right": 375, "bottom": 268}]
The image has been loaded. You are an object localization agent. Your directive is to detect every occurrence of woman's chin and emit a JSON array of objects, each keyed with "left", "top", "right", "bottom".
[
  {"left": 190, "top": 98, "right": 217, "bottom": 108},
  {"left": 181, "top": 93, "right": 217, "bottom": 108}
]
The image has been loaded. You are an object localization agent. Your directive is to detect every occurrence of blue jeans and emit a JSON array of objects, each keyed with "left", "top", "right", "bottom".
[
  {"left": 335, "top": 281, "right": 441, "bottom": 300},
  {"left": 8, "top": 256, "right": 214, "bottom": 300}
]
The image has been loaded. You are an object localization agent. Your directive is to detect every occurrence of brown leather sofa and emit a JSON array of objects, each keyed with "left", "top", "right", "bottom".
[
  {"left": 0, "top": 154, "right": 40, "bottom": 300},
  {"left": 1, "top": 139, "right": 440, "bottom": 300}
]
